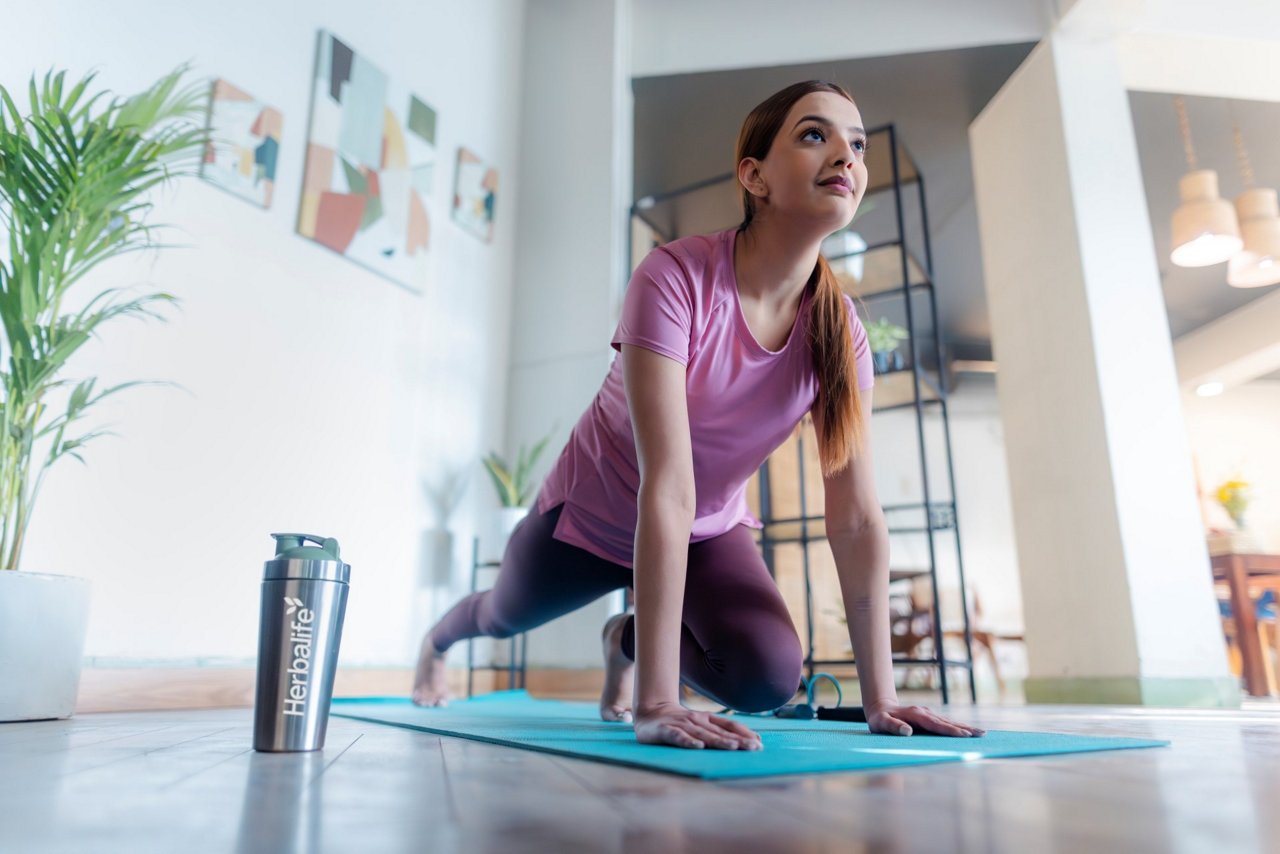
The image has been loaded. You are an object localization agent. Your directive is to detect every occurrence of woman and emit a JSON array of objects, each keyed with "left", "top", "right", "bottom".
[{"left": 413, "top": 81, "right": 984, "bottom": 750}]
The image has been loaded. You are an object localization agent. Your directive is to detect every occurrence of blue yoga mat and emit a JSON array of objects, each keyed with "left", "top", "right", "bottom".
[{"left": 331, "top": 690, "right": 1170, "bottom": 780}]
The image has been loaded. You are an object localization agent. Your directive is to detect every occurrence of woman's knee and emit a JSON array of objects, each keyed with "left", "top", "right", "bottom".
[{"left": 717, "top": 630, "right": 804, "bottom": 712}]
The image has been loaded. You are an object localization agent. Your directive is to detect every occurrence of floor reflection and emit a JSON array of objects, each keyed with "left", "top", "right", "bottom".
[{"left": 234, "top": 750, "right": 325, "bottom": 854}]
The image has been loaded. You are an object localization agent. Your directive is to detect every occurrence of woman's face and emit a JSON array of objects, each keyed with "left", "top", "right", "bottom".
[{"left": 743, "top": 91, "right": 869, "bottom": 232}]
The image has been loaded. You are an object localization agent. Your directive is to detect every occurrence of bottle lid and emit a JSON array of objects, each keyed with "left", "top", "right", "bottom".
[{"left": 264, "top": 533, "right": 351, "bottom": 583}]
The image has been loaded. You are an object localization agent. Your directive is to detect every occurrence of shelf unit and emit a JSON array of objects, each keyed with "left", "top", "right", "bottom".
[
  {"left": 630, "top": 123, "right": 978, "bottom": 704},
  {"left": 465, "top": 536, "right": 528, "bottom": 698}
]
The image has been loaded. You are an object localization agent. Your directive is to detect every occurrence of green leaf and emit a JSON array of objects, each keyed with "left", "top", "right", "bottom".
[
  {"left": 481, "top": 455, "right": 517, "bottom": 507},
  {"left": 513, "top": 433, "right": 553, "bottom": 504}
]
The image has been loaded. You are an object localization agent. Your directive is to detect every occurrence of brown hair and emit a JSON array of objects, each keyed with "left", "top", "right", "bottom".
[{"left": 735, "top": 80, "right": 865, "bottom": 477}]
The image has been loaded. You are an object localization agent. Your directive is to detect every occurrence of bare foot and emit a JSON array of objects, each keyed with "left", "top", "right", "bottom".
[
  {"left": 411, "top": 629, "right": 451, "bottom": 707},
  {"left": 600, "top": 612, "right": 635, "bottom": 722}
]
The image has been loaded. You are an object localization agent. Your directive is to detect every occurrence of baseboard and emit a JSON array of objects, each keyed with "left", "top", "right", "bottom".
[
  {"left": 74, "top": 666, "right": 609, "bottom": 714},
  {"left": 1022, "top": 676, "right": 1243, "bottom": 708}
]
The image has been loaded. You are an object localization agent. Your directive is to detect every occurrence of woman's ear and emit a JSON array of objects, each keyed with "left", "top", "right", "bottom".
[{"left": 738, "top": 157, "right": 768, "bottom": 200}]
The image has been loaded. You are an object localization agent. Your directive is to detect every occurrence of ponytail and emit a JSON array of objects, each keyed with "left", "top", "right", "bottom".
[{"left": 808, "top": 254, "right": 864, "bottom": 477}]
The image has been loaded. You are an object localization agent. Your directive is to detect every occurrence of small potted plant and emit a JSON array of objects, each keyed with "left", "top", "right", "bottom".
[
  {"left": 481, "top": 428, "right": 556, "bottom": 545},
  {"left": 1215, "top": 477, "right": 1253, "bottom": 531},
  {"left": 0, "top": 65, "right": 209, "bottom": 721},
  {"left": 865, "top": 317, "right": 909, "bottom": 374}
]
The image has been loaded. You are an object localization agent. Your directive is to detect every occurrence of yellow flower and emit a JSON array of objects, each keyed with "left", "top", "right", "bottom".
[{"left": 1215, "top": 477, "right": 1251, "bottom": 520}]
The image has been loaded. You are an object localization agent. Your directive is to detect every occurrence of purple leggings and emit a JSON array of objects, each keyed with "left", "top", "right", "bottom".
[{"left": 430, "top": 501, "right": 804, "bottom": 713}]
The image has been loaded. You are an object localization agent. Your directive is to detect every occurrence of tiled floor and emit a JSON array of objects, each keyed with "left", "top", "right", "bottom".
[{"left": 1, "top": 695, "right": 1277, "bottom": 853}]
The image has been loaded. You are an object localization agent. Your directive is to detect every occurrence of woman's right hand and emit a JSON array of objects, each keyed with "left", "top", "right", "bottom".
[{"left": 633, "top": 702, "right": 763, "bottom": 751}]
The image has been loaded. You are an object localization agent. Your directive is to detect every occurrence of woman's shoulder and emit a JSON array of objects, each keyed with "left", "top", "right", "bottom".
[
  {"left": 640, "top": 228, "right": 729, "bottom": 270},
  {"left": 633, "top": 228, "right": 733, "bottom": 292},
  {"left": 661, "top": 227, "right": 731, "bottom": 256}
]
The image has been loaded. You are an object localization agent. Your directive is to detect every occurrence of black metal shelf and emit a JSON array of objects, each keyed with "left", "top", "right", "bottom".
[
  {"left": 871, "top": 367, "right": 944, "bottom": 412},
  {"left": 826, "top": 239, "right": 932, "bottom": 299},
  {"left": 807, "top": 658, "right": 977, "bottom": 670},
  {"left": 761, "top": 125, "right": 975, "bottom": 703},
  {"left": 757, "top": 517, "right": 957, "bottom": 545},
  {"left": 466, "top": 538, "right": 528, "bottom": 697}
]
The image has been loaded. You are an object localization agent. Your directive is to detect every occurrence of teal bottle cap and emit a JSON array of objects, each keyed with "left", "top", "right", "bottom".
[
  {"left": 270, "top": 532, "right": 342, "bottom": 561},
  {"left": 265, "top": 533, "right": 350, "bottom": 583}
]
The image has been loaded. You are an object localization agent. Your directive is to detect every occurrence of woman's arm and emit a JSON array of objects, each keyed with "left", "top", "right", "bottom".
[
  {"left": 815, "top": 389, "right": 897, "bottom": 710},
  {"left": 815, "top": 389, "right": 984, "bottom": 738},
  {"left": 621, "top": 344, "right": 762, "bottom": 750},
  {"left": 621, "top": 343, "right": 696, "bottom": 712}
]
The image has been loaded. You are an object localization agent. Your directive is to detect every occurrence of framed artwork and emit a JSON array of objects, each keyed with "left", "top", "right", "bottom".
[
  {"left": 199, "top": 78, "right": 282, "bottom": 208},
  {"left": 452, "top": 147, "right": 497, "bottom": 243},
  {"left": 297, "top": 30, "right": 437, "bottom": 291}
]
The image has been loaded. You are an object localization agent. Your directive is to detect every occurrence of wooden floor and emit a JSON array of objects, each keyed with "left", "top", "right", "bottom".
[{"left": 2, "top": 692, "right": 1278, "bottom": 854}]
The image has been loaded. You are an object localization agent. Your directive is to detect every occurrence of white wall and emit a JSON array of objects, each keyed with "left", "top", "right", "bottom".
[
  {"left": 504, "top": 0, "right": 635, "bottom": 668},
  {"left": 1183, "top": 381, "right": 1280, "bottom": 553},
  {"left": 4, "top": 0, "right": 527, "bottom": 666}
]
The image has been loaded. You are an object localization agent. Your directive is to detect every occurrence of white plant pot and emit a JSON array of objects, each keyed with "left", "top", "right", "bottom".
[
  {"left": 482, "top": 506, "right": 531, "bottom": 560},
  {"left": 0, "top": 570, "right": 92, "bottom": 721},
  {"left": 498, "top": 506, "right": 531, "bottom": 545}
]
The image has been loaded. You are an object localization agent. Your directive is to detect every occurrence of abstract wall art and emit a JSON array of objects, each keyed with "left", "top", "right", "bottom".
[
  {"left": 297, "top": 30, "right": 437, "bottom": 291},
  {"left": 452, "top": 147, "right": 497, "bottom": 243},
  {"left": 200, "top": 78, "right": 282, "bottom": 208}
]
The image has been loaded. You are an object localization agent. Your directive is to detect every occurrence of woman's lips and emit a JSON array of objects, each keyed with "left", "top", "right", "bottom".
[{"left": 820, "top": 180, "right": 852, "bottom": 194}]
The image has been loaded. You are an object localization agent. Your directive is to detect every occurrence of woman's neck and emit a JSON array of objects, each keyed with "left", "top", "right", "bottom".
[{"left": 733, "top": 219, "right": 825, "bottom": 309}]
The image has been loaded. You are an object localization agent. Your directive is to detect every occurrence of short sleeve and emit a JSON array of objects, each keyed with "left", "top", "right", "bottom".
[
  {"left": 844, "top": 294, "right": 875, "bottom": 391},
  {"left": 610, "top": 247, "right": 693, "bottom": 366}
]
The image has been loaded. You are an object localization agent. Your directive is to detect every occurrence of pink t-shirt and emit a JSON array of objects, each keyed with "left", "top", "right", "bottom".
[{"left": 534, "top": 226, "right": 875, "bottom": 568}]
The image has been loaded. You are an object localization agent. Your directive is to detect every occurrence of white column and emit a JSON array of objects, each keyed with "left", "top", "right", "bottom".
[
  {"left": 969, "top": 31, "right": 1236, "bottom": 705},
  {"left": 502, "top": 0, "right": 634, "bottom": 667}
]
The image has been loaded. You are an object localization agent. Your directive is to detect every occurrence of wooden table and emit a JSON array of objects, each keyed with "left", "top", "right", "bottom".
[{"left": 1211, "top": 551, "right": 1280, "bottom": 697}]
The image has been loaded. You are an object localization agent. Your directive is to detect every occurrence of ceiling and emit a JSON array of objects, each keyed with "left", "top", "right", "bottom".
[
  {"left": 1129, "top": 90, "right": 1280, "bottom": 381},
  {"left": 632, "top": 44, "right": 1280, "bottom": 375}
]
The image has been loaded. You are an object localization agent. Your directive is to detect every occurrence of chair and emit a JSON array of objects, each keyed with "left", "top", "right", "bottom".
[
  {"left": 891, "top": 579, "right": 1024, "bottom": 693},
  {"left": 1217, "top": 586, "right": 1279, "bottom": 695}
]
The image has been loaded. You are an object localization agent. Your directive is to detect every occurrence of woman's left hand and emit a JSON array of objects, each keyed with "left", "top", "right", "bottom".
[{"left": 865, "top": 700, "right": 985, "bottom": 738}]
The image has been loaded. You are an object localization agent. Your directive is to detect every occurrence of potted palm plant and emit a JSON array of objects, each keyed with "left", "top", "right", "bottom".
[
  {"left": 0, "top": 65, "right": 209, "bottom": 721},
  {"left": 481, "top": 429, "right": 555, "bottom": 546}
]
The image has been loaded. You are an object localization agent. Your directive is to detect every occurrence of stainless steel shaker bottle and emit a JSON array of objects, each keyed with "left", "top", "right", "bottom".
[{"left": 253, "top": 533, "right": 350, "bottom": 752}]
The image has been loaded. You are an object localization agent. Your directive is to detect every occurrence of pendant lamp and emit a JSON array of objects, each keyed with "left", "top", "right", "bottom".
[
  {"left": 1169, "top": 96, "right": 1242, "bottom": 267},
  {"left": 1226, "top": 122, "right": 1280, "bottom": 288}
]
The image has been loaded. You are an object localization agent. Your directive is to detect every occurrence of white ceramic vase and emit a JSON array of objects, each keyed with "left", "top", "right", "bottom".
[
  {"left": 821, "top": 229, "right": 867, "bottom": 281},
  {"left": 497, "top": 506, "right": 531, "bottom": 546},
  {"left": 0, "top": 570, "right": 92, "bottom": 721}
]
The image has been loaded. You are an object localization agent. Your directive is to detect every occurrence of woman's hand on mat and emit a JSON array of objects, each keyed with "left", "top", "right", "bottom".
[
  {"left": 864, "top": 700, "right": 986, "bottom": 738},
  {"left": 633, "top": 702, "right": 763, "bottom": 751}
]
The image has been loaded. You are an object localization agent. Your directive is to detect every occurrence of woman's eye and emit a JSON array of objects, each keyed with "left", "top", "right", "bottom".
[{"left": 806, "top": 127, "right": 867, "bottom": 155}]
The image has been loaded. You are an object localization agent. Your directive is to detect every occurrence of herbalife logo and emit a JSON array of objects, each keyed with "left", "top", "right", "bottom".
[{"left": 281, "top": 596, "right": 315, "bottom": 718}]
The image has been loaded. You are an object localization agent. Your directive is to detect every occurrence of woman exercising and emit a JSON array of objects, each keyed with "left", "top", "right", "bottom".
[{"left": 413, "top": 80, "right": 984, "bottom": 750}]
